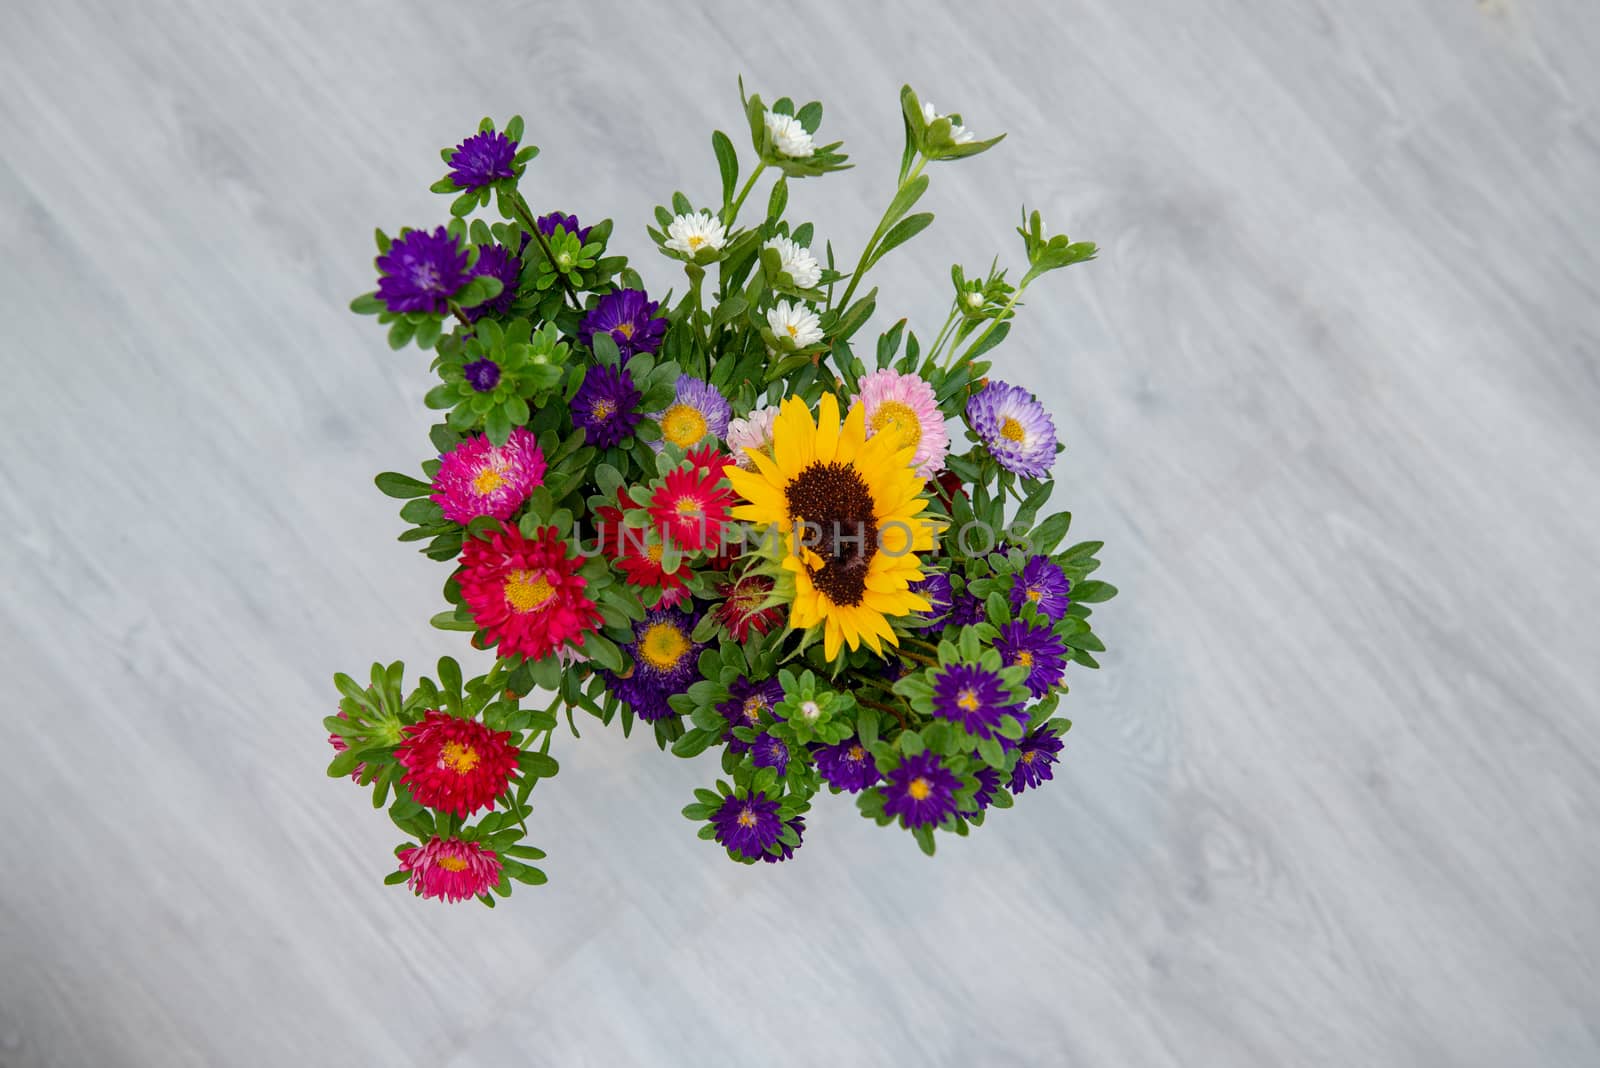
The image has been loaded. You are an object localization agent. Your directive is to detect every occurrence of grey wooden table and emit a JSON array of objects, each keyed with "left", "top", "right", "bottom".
[{"left": 3, "top": 1, "right": 1597, "bottom": 1065}]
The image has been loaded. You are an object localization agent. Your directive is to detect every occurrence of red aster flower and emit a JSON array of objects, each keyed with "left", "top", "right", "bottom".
[
  {"left": 395, "top": 710, "right": 520, "bottom": 818},
  {"left": 458, "top": 522, "right": 602, "bottom": 661},
  {"left": 686, "top": 442, "right": 733, "bottom": 478},
  {"left": 615, "top": 530, "right": 690, "bottom": 600},
  {"left": 935, "top": 469, "right": 968, "bottom": 502},
  {"left": 716, "top": 573, "right": 786, "bottom": 641},
  {"left": 397, "top": 837, "right": 502, "bottom": 903},
  {"left": 648, "top": 464, "right": 732, "bottom": 553}
]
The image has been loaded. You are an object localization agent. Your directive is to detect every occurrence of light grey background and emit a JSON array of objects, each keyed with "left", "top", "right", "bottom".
[{"left": 2, "top": 1, "right": 1597, "bottom": 1065}]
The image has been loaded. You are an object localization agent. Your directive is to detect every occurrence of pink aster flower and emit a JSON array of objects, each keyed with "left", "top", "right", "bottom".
[
  {"left": 430, "top": 428, "right": 547, "bottom": 524},
  {"left": 396, "top": 837, "right": 502, "bottom": 903},
  {"left": 857, "top": 369, "right": 949, "bottom": 478},
  {"left": 726, "top": 407, "right": 778, "bottom": 470}
]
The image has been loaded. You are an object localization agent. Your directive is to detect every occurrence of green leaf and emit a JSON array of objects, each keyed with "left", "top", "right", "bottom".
[
  {"left": 429, "top": 611, "right": 477, "bottom": 632},
  {"left": 884, "top": 174, "right": 929, "bottom": 229},
  {"left": 518, "top": 752, "right": 560, "bottom": 778},
  {"left": 350, "top": 292, "right": 384, "bottom": 315},
  {"left": 713, "top": 130, "right": 738, "bottom": 208},
  {"left": 671, "top": 728, "right": 716, "bottom": 759},
  {"left": 767, "top": 176, "right": 788, "bottom": 224},
  {"left": 374, "top": 472, "right": 432, "bottom": 499},
  {"left": 965, "top": 321, "right": 1010, "bottom": 361},
  {"left": 867, "top": 212, "right": 934, "bottom": 270},
  {"left": 1071, "top": 580, "right": 1118, "bottom": 603}
]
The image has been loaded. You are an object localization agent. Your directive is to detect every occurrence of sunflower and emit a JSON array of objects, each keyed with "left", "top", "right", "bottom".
[{"left": 725, "top": 393, "right": 936, "bottom": 659}]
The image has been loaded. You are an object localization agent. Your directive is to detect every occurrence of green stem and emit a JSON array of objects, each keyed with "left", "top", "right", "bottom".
[
  {"left": 925, "top": 306, "right": 959, "bottom": 366},
  {"left": 951, "top": 284, "right": 1026, "bottom": 369},
  {"left": 837, "top": 157, "right": 928, "bottom": 312},
  {"left": 856, "top": 694, "right": 908, "bottom": 730},
  {"left": 724, "top": 161, "right": 768, "bottom": 227},
  {"left": 509, "top": 190, "right": 582, "bottom": 310}
]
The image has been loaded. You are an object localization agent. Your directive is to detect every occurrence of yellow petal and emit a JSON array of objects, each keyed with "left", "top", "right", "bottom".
[{"left": 814, "top": 393, "right": 841, "bottom": 464}]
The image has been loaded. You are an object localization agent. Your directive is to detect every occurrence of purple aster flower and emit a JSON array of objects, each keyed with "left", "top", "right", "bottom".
[
  {"left": 462, "top": 242, "right": 521, "bottom": 321},
  {"left": 1009, "top": 727, "right": 1065, "bottom": 794},
  {"left": 608, "top": 606, "right": 702, "bottom": 723},
  {"left": 570, "top": 364, "right": 643, "bottom": 447},
  {"left": 462, "top": 358, "right": 501, "bottom": 392},
  {"left": 971, "top": 765, "right": 1002, "bottom": 812},
  {"left": 994, "top": 619, "right": 1068, "bottom": 698},
  {"left": 753, "top": 734, "right": 790, "bottom": 776},
  {"left": 1009, "top": 555, "right": 1072, "bottom": 621},
  {"left": 911, "top": 572, "right": 953, "bottom": 627},
  {"left": 447, "top": 129, "right": 518, "bottom": 191},
  {"left": 881, "top": 751, "right": 962, "bottom": 828},
  {"left": 710, "top": 792, "right": 784, "bottom": 858},
  {"left": 932, "top": 663, "right": 1026, "bottom": 740},
  {"left": 652, "top": 376, "right": 732, "bottom": 452},
  {"left": 814, "top": 737, "right": 881, "bottom": 793},
  {"left": 761, "top": 814, "right": 805, "bottom": 863},
  {"left": 718, "top": 677, "right": 784, "bottom": 755},
  {"left": 604, "top": 672, "right": 674, "bottom": 724},
  {"left": 947, "top": 592, "right": 985, "bottom": 628},
  {"left": 966, "top": 380, "right": 1058, "bottom": 479},
  {"left": 579, "top": 288, "right": 667, "bottom": 359},
  {"left": 375, "top": 227, "right": 470, "bottom": 315},
  {"left": 537, "top": 211, "right": 593, "bottom": 244}
]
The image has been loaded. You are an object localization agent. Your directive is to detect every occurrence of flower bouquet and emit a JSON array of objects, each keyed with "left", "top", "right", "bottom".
[{"left": 328, "top": 83, "right": 1115, "bottom": 905}]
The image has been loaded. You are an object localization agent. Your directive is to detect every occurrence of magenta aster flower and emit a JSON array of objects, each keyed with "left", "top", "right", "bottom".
[
  {"left": 1009, "top": 727, "right": 1065, "bottom": 793},
  {"left": 709, "top": 792, "right": 784, "bottom": 858},
  {"left": 462, "top": 242, "right": 521, "bottom": 321},
  {"left": 578, "top": 288, "right": 666, "bottom": 359},
  {"left": 881, "top": 751, "right": 961, "bottom": 828},
  {"left": 447, "top": 130, "right": 518, "bottom": 190},
  {"left": 375, "top": 227, "right": 470, "bottom": 315},
  {"left": 1009, "top": 555, "right": 1072, "bottom": 621},
  {"left": 814, "top": 736, "right": 881, "bottom": 793},
  {"left": 932, "top": 663, "right": 1026, "bottom": 740},
  {"left": 652, "top": 375, "right": 731, "bottom": 452},
  {"left": 537, "top": 211, "right": 593, "bottom": 244},
  {"left": 966, "top": 380, "right": 1058, "bottom": 479},
  {"left": 395, "top": 711, "right": 520, "bottom": 819},
  {"left": 569, "top": 363, "right": 642, "bottom": 447},
  {"left": 430, "top": 428, "right": 547, "bottom": 524},
  {"left": 397, "top": 837, "right": 502, "bottom": 903},
  {"left": 858, "top": 369, "right": 950, "bottom": 478},
  {"left": 995, "top": 619, "right": 1067, "bottom": 697}
]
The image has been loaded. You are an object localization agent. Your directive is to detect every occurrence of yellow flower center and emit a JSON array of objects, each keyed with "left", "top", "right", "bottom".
[
  {"left": 848, "top": 745, "right": 866, "bottom": 761},
  {"left": 639, "top": 622, "right": 689, "bottom": 670},
  {"left": 1000, "top": 416, "right": 1027, "bottom": 443},
  {"left": 908, "top": 777, "right": 932, "bottom": 800},
  {"left": 473, "top": 466, "right": 507, "bottom": 496},
  {"left": 742, "top": 695, "right": 766, "bottom": 723},
  {"left": 591, "top": 398, "right": 617, "bottom": 420},
  {"left": 503, "top": 569, "right": 555, "bottom": 613},
  {"left": 661, "top": 403, "right": 708, "bottom": 447},
  {"left": 870, "top": 400, "right": 922, "bottom": 452},
  {"left": 785, "top": 323, "right": 800, "bottom": 339},
  {"left": 1015, "top": 651, "right": 1034, "bottom": 668},
  {"left": 1022, "top": 751, "right": 1038, "bottom": 764},
  {"left": 687, "top": 234, "right": 706, "bottom": 250},
  {"left": 736, "top": 806, "right": 757, "bottom": 827},
  {"left": 440, "top": 740, "right": 481, "bottom": 775},
  {"left": 956, "top": 688, "right": 981, "bottom": 713},
  {"left": 675, "top": 497, "right": 703, "bottom": 517},
  {"left": 616, "top": 322, "right": 635, "bottom": 339},
  {"left": 1026, "top": 588, "right": 1042, "bottom": 603},
  {"left": 436, "top": 855, "right": 469, "bottom": 872}
]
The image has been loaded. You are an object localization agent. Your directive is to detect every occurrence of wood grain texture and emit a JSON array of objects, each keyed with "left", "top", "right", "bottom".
[{"left": 2, "top": 0, "right": 1597, "bottom": 1064}]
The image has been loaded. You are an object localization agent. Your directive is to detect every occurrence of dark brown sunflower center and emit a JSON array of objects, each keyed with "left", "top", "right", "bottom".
[{"left": 784, "top": 462, "right": 878, "bottom": 606}]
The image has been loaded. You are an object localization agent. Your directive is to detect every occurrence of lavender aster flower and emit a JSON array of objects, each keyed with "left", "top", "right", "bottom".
[
  {"left": 463, "top": 358, "right": 501, "bottom": 393},
  {"left": 569, "top": 364, "right": 643, "bottom": 447},
  {"left": 710, "top": 792, "right": 784, "bottom": 858},
  {"left": 881, "top": 751, "right": 961, "bottom": 828},
  {"left": 814, "top": 737, "right": 881, "bottom": 793},
  {"left": 652, "top": 376, "right": 731, "bottom": 452},
  {"left": 579, "top": 289, "right": 666, "bottom": 359},
  {"left": 537, "top": 211, "right": 593, "bottom": 244},
  {"left": 462, "top": 242, "right": 521, "bottom": 321},
  {"left": 910, "top": 572, "right": 953, "bottom": 627},
  {"left": 1009, "top": 556, "right": 1072, "bottom": 621},
  {"left": 966, "top": 381, "right": 1058, "bottom": 479},
  {"left": 1009, "top": 727, "right": 1065, "bottom": 793},
  {"left": 761, "top": 814, "right": 805, "bottom": 863},
  {"left": 932, "top": 663, "right": 1026, "bottom": 740},
  {"left": 753, "top": 734, "right": 790, "bottom": 776},
  {"left": 994, "top": 619, "right": 1068, "bottom": 698},
  {"left": 718, "top": 677, "right": 784, "bottom": 755},
  {"left": 375, "top": 227, "right": 470, "bottom": 315},
  {"left": 448, "top": 130, "right": 518, "bottom": 191}
]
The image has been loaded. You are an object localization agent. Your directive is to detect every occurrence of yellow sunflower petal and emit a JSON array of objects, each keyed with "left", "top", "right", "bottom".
[{"left": 813, "top": 393, "right": 841, "bottom": 465}]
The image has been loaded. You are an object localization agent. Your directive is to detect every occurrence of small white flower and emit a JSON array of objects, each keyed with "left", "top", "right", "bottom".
[
  {"left": 964, "top": 290, "right": 985, "bottom": 309},
  {"left": 767, "top": 236, "right": 821, "bottom": 289},
  {"left": 767, "top": 300, "right": 824, "bottom": 349},
  {"left": 798, "top": 700, "right": 822, "bottom": 722},
  {"left": 763, "top": 110, "right": 815, "bottom": 158},
  {"left": 664, "top": 211, "right": 727, "bottom": 256},
  {"left": 726, "top": 407, "right": 779, "bottom": 469},
  {"left": 921, "top": 100, "right": 977, "bottom": 145}
]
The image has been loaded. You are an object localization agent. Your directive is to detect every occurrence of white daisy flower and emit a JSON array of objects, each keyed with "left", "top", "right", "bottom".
[
  {"left": 767, "top": 300, "right": 824, "bottom": 349},
  {"left": 766, "top": 236, "right": 821, "bottom": 289},
  {"left": 725, "top": 407, "right": 779, "bottom": 469},
  {"left": 664, "top": 211, "right": 727, "bottom": 255},
  {"left": 763, "top": 110, "right": 815, "bottom": 158},
  {"left": 921, "top": 100, "right": 978, "bottom": 145}
]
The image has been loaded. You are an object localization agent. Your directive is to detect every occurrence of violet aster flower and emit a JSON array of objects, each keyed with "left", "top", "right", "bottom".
[
  {"left": 1009, "top": 727, "right": 1065, "bottom": 793},
  {"left": 753, "top": 734, "right": 790, "bottom": 776},
  {"left": 994, "top": 619, "right": 1068, "bottom": 698},
  {"left": 462, "top": 242, "right": 521, "bottom": 321},
  {"left": 966, "top": 765, "right": 1002, "bottom": 813},
  {"left": 463, "top": 358, "right": 501, "bottom": 392},
  {"left": 578, "top": 288, "right": 667, "bottom": 359},
  {"left": 537, "top": 211, "right": 593, "bottom": 244},
  {"left": 607, "top": 606, "right": 702, "bottom": 723},
  {"left": 932, "top": 663, "right": 1026, "bottom": 740},
  {"left": 1009, "top": 555, "right": 1072, "bottom": 621},
  {"left": 881, "top": 751, "right": 961, "bottom": 828},
  {"left": 710, "top": 792, "right": 784, "bottom": 858},
  {"left": 814, "top": 737, "right": 881, "bottom": 793},
  {"left": 947, "top": 592, "right": 985, "bottom": 628},
  {"left": 761, "top": 814, "right": 805, "bottom": 863},
  {"left": 910, "top": 572, "right": 953, "bottom": 627},
  {"left": 718, "top": 677, "right": 785, "bottom": 755},
  {"left": 966, "top": 380, "right": 1058, "bottom": 479},
  {"left": 652, "top": 376, "right": 731, "bottom": 452},
  {"left": 448, "top": 129, "right": 518, "bottom": 191},
  {"left": 569, "top": 363, "right": 643, "bottom": 447},
  {"left": 375, "top": 227, "right": 470, "bottom": 315}
]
